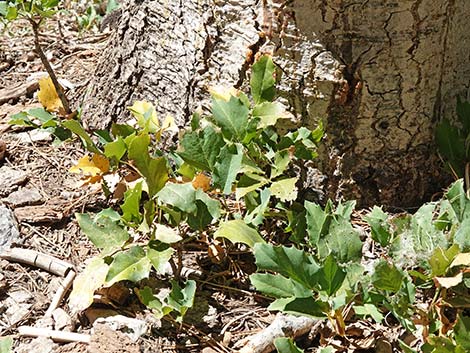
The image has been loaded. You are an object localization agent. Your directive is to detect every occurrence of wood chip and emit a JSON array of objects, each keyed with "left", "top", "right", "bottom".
[
  {"left": 14, "top": 205, "right": 63, "bottom": 223},
  {"left": 0, "top": 80, "right": 39, "bottom": 105}
]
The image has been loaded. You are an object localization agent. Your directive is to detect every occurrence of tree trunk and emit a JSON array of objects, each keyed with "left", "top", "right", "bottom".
[{"left": 83, "top": 0, "right": 470, "bottom": 208}]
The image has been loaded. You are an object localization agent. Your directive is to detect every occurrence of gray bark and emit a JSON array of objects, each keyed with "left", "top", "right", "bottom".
[{"left": 83, "top": 0, "right": 470, "bottom": 208}]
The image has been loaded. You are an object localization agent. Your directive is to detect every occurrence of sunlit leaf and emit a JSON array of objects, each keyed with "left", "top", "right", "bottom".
[
  {"left": 250, "top": 273, "right": 311, "bottom": 298},
  {"left": 372, "top": 260, "right": 404, "bottom": 293},
  {"left": 215, "top": 220, "right": 265, "bottom": 247},
  {"left": 212, "top": 96, "right": 249, "bottom": 140},
  {"left": 157, "top": 182, "right": 197, "bottom": 214},
  {"left": 214, "top": 143, "right": 243, "bottom": 194},
  {"left": 251, "top": 54, "right": 276, "bottom": 104},
  {"left": 434, "top": 272, "right": 463, "bottom": 289},
  {"left": 165, "top": 280, "right": 196, "bottom": 322},
  {"left": 70, "top": 154, "right": 110, "bottom": 178},
  {"left": 128, "top": 101, "right": 159, "bottom": 133},
  {"left": 37, "top": 76, "right": 63, "bottom": 112},
  {"left": 106, "top": 246, "right": 152, "bottom": 286},
  {"left": 269, "top": 177, "right": 298, "bottom": 202},
  {"left": 253, "top": 101, "right": 287, "bottom": 128},
  {"left": 69, "top": 257, "right": 109, "bottom": 314},
  {"left": 76, "top": 213, "right": 129, "bottom": 251},
  {"left": 364, "top": 206, "right": 391, "bottom": 246},
  {"left": 0, "top": 336, "right": 12, "bottom": 353},
  {"left": 155, "top": 224, "right": 182, "bottom": 243},
  {"left": 147, "top": 241, "right": 174, "bottom": 274}
]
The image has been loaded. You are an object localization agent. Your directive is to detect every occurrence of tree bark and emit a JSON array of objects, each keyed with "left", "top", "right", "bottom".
[{"left": 83, "top": 0, "right": 470, "bottom": 208}]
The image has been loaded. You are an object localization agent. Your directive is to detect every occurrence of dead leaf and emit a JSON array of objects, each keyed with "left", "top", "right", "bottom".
[
  {"left": 192, "top": 173, "right": 211, "bottom": 192},
  {"left": 450, "top": 253, "right": 470, "bottom": 268},
  {"left": 434, "top": 272, "right": 463, "bottom": 288},
  {"left": 37, "top": 76, "right": 63, "bottom": 112},
  {"left": 208, "top": 241, "right": 226, "bottom": 263},
  {"left": 70, "top": 154, "right": 110, "bottom": 184}
]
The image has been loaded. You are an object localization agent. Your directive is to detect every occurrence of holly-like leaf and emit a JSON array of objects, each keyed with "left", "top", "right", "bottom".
[
  {"left": 372, "top": 260, "right": 404, "bottom": 293},
  {"left": 364, "top": 206, "right": 391, "bottom": 246},
  {"left": 215, "top": 220, "right": 265, "bottom": 247},
  {"left": 128, "top": 101, "right": 160, "bottom": 133},
  {"left": 62, "top": 120, "right": 101, "bottom": 154},
  {"left": 353, "top": 303, "right": 384, "bottom": 323},
  {"left": 178, "top": 126, "right": 224, "bottom": 172},
  {"left": 76, "top": 213, "right": 129, "bottom": 251},
  {"left": 250, "top": 273, "right": 311, "bottom": 298},
  {"left": 69, "top": 257, "right": 109, "bottom": 314},
  {"left": 136, "top": 286, "right": 163, "bottom": 316},
  {"left": 155, "top": 224, "right": 182, "bottom": 243},
  {"left": 317, "top": 220, "right": 363, "bottom": 263},
  {"left": 253, "top": 101, "right": 286, "bottom": 128},
  {"left": 455, "top": 314, "right": 470, "bottom": 349},
  {"left": 250, "top": 54, "right": 276, "bottom": 104},
  {"left": 253, "top": 243, "right": 320, "bottom": 289},
  {"left": 157, "top": 183, "right": 197, "bottom": 214},
  {"left": 165, "top": 280, "right": 196, "bottom": 322},
  {"left": 147, "top": 241, "right": 174, "bottom": 274},
  {"left": 106, "top": 246, "right": 152, "bottom": 286},
  {"left": 213, "top": 143, "right": 243, "bottom": 194},
  {"left": 120, "top": 182, "right": 143, "bottom": 224},
  {"left": 268, "top": 296, "right": 327, "bottom": 318},
  {"left": 211, "top": 96, "right": 249, "bottom": 140},
  {"left": 317, "top": 254, "right": 346, "bottom": 296},
  {"left": 274, "top": 337, "right": 304, "bottom": 353},
  {"left": 305, "top": 201, "right": 330, "bottom": 246},
  {"left": 269, "top": 177, "right": 298, "bottom": 202},
  {"left": 104, "top": 137, "right": 127, "bottom": 162},
  {"left": 37, "top": 76, "right": 63, "bottom": 112},
  {"left": 187, "top": 189, "right": 221, "bottom": 230},
  {"left": 128, "top": 133, "right": 168, "bottom": 197}
]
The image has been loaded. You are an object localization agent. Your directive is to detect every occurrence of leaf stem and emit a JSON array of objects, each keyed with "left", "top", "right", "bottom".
[{"left": 30, "top": 18, "right": 71, "bottom": 115}]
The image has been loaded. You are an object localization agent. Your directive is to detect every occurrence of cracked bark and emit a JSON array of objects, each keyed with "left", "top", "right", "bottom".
[{"left": 83, "top": 0, "right": 470, "bottom": 208}]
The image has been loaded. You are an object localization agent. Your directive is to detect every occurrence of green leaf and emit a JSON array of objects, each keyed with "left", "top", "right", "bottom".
[
  {"left": 305, "top": 201, "right": 330, "bottom": 246},
  {"left": 429, "top": 245, "right": 460, "bottom": 277},
  {"left": 372, "top": 260, "right": 404, "bottom": 293},
  {"left": 136, "top": 286, "right": 163, "bottom": 315},
  {"left": 147, "top": 241, "right": 174, "bottom": 274},
  {"left": 212, "top": 96, "right": 249, "bottom": 140},
  {"left": 318, "top": 347, "right": 335, "bottom": 353},
  {"left": 268, "top": 296, "right": 327, "bottom": 318},
  {"left": 364, "top": 206, "right": 391, "bottom": 246},
  {"left": 104, "top": 137, "right": 127, "bottom": 161},
  {"left": 0, "top": 336, "right": 13, "bottom": 353},
  {"left": 253, "top": 243, "right": 320, "bottom": 289},
  {"left": 9, "top": 112, "right": 36, "bottom": 127},
  {"left": 0, "top": 2, "right": 7, "bottom": 17},
  {"left": 318, "top": 220, "right": 363, "bottom": 263},
  {"left": 155, "top": 224, "right": 182, "bottom": 243},
  {"left": 455, "top": 314, "right": 470, "bottom": 349},
  {"left": 215, "top": 220, "right": 265, "bottom": 247},
  {"left": 178, "top": 126, "right": 224, "bottom": 171},
  {"left": 455, "top": 218, "right": 470, "bottom": 251},
  {"left": 120, "top": 182, "right": 143, "bottom": 224},
  {"left": 250, "top": 273, "right": 311, "bottom": 298},
  {"left": 436, "top": 119, "right": 465, "bottom": 177},
  {"left": 253, "top": 102, "right": 286, "bottom": 128},
  {"left": 106, "top": 246, "right": 152, "bottom": 286},
  {"left": 69, "top": 257, "right": 109, "bottom": 313},
  {"left": 214, "top": 143, "right": 243, "bottom": 194},
  {"left": 269, "top": 178, "right": 298, "bottom": 202},
  {"left": 5, "top": 5, "right": 17, "bottom": 20},
  {"left": 245, "top": 188, "right": 271, "bottom": 226},
  {"left": 106, "top": 0, "right": 119, "bottom": 13},
  {"left": 76, "top": 213, "right": 129, "bottom": 251},
  {"left": 274, "top": 337, "right": 304, "bottom": 353},
  {"left": 251, "top": 54, "right": 276, "bottom": 104},
  {"left": 157, "top": 183, "right": 197, "bottom": 214},
  {"left": 128, "top": 133, "right": 168, "bottom": 197},
  {"left": 62, "top": 120, "right": 101, "bottom": 154},
  {"left": 353, "top": 303, "right": 384, "bottom": 323},
  {"left": 166, "top": 280, "right": 196, "bottom": 322},
  {"left": 187, "top": 189, "right": 221, "bottom": 230},
  {"left": 317, "top": 255, "right": 346, "bottom": 296},
  {"left": 446, "top": 179, "right": 470, "bottom": 222},
  {"left": 457, "top": 97, "right": 470, "bottom": 135},
  {"left": 27, "top": 107, "right": 55, "bottom": 124}
]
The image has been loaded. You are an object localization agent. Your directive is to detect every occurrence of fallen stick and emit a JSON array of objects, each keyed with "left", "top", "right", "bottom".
[
  {"left": 236, "top": 314, "right": 318, "bottom": 353},
  {"left": 18, "top": 326, "right": 90, "bottom": 343},
  {"left": 45, "top": 270, "right": 76, "bottom": 318},
  {"left": 0, "top": 81, "right": 39, "bottom": 105},
  {"left": 0, "top": 248, "right": 73, "bottom": 276}
]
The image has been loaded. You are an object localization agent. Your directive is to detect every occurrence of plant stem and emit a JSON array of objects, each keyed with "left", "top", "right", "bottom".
[{"left": 30, "top": 18, "right": 71, "bottom": 115}]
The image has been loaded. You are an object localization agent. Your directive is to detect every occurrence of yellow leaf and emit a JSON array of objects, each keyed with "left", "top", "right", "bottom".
[
  {"left": 208, "top": 86, "right": 240, "bottom": 102},
  {"left": 70, "top": 154, "right": 110, "bottom": 177},
  {"left": 128, "top": 101, "right": 159, "bottom": 132},
  {"left": 37, "top": 76, "right": 63, "bottom": 112}
]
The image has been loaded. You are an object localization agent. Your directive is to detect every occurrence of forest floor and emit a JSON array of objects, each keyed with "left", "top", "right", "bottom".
[{"left": 0, "top": 10, "right": 419, "bottom": 353}]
